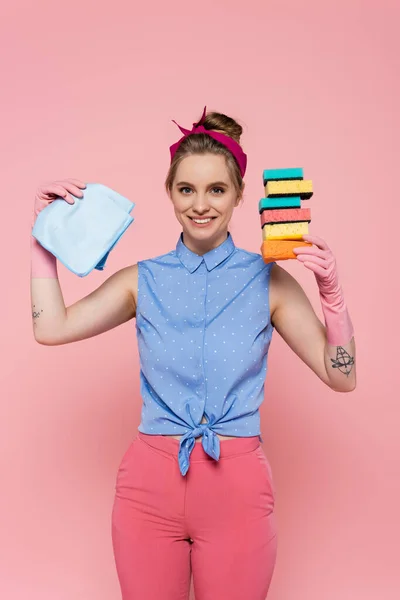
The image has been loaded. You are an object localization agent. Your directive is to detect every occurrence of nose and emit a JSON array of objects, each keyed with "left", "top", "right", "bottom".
[{"left": 191, "top": 192, "right": 210, "bottom": 213}]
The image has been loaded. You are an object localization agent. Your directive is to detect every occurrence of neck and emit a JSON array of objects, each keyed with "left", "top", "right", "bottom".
[{"left": 182, "top": 230, "right": 229, "bottom": 256}]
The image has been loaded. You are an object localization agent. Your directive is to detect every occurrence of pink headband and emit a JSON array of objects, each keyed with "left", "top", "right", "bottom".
[{"left": 169, "top": 106, "right": 247, "bottom": 178}]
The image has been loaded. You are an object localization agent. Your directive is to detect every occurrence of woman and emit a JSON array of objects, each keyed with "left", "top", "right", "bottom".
[{"left": 31, "top": 107, "right": 356, "bottom": 600}]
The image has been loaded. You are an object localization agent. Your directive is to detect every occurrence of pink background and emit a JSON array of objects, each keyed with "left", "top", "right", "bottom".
[{"left": 1, "top": 0, "right": 399, "bottom": 598}]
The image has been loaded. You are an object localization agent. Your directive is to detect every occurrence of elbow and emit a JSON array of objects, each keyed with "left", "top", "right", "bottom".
[
  {"left": 33, "top": 329, "right": 45, "bottom": 345},
  {"left": 34, "top": 335, "right": 52, "bottom": 346},
  {"left": 33, "top": 330, "right": 58, "bottom": 346},
  {"left": 329, "top": 381, "right": 357, "bottom": 393},
  {"left": 339, "top": 384, "right": 357, "bottom": 393}
]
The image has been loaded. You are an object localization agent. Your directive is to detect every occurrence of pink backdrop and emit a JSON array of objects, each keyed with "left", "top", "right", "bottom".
[{"left": 1, "top": 0, "right": 399, "bottom": 598}]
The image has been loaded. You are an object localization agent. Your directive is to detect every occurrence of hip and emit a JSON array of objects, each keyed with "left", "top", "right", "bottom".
[{"left": 114, "top": 432, "right": 276, "bottom": 517}]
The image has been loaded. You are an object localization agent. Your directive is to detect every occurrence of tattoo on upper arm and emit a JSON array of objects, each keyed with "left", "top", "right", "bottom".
[
  {"left": 330, "top": 346, "right": 355, "bottom": 377},
  {"left": 32, "top": 305, "right": 43, "bottom": 326}
]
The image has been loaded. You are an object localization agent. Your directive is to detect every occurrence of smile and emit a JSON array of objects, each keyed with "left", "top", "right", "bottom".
[{"left": 189, "top": 217, "right": 216, "bottom": 224}]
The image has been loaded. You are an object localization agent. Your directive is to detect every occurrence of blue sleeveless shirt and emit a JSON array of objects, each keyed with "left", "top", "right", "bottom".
[{"left": 136, "top": 232, "right": 275, "bottom": 475}]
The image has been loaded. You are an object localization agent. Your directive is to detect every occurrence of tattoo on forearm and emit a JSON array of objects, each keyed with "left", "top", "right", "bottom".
[
  {"left": 32, "top": 305, "right": 43, "bottom": 326},
  {"left": 330, "top": 346, "right": 354, "bottom": 377}
]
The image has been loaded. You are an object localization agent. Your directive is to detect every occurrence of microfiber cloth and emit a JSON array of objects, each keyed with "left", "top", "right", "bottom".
[{"left": 32, "top": 182, "right": 135, "bottom": 277}]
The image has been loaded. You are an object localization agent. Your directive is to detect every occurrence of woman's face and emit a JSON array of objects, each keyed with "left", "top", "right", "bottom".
[{"left": 169, "top": 153, "right": 242, "bottom": 253}]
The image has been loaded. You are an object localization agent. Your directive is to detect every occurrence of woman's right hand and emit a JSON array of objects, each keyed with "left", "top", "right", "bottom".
[{"left": 32, "top": 178, "right": 87, "bottom": 227}]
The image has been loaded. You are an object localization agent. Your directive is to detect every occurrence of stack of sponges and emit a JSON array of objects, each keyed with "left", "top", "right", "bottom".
[{"left": 260, "top": 168, "right": 313, "bottom": 263}]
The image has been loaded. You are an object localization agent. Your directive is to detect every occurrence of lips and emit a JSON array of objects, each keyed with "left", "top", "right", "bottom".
[{"left": 189, "top": 216, "right": 216, "bottom": 222}]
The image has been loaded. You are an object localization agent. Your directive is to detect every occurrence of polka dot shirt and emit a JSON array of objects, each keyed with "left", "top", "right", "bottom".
[{"left": 136, "top": 232, "right": 275, "bottom": 475}]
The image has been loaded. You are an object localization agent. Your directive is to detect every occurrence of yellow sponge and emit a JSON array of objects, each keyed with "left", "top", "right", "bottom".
[
  {"left": 262, "top": 221, "right": 309, "bottom": 241},
  {"left": 265, "top": 179, "right": 313, "bottom": 199}
]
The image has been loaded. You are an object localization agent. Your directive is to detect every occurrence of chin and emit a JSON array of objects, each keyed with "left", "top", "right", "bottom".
[{"left": 188, "top": 223, "right": 218, "bottom": 236}]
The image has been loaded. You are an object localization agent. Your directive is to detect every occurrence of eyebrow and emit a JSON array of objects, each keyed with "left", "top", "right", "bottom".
[{"left": 175, "top": 181, "right": 229, "bottom": 187}]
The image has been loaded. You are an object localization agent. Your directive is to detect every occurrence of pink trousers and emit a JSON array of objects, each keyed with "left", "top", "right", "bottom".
[{"left": 111, "top": 431, "right": 278, "bottom": 600}]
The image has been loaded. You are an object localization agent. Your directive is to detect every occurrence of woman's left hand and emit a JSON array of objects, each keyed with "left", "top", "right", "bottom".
[
  {"left": 293, "top": 235, "right": 354, "bottom": 348},
  {"left": 293, "top": 234, "right": 339, "bottom": 291}
]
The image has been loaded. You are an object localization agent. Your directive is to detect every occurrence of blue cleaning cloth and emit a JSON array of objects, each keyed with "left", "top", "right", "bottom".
[{"left": 32, "top": 183, "right": 135, "bottom": 277}]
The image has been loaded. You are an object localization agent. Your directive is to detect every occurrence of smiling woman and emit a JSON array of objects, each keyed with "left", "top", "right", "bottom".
[
  {"left": 165, "top": 108, "right": 246, "bottom": 255},
  {"left": 167, "top": 153, "right": 242, "bottom": 250},
  {"left": 31, "top": 105, "right": 355, "bottom": 600}
]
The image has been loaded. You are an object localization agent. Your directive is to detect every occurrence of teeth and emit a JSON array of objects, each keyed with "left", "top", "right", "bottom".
[{"left": 192, "top": 218, "right": 212, "bottom": 224}]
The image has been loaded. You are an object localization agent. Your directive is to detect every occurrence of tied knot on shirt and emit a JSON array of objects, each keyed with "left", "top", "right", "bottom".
[
  {"left": 178, "top": 420, "right": 220, "bottom": 477},
  {"left": 176, "top": 395, "right": 240, "bottom": 476},
  {"left": 192, "top": 422, "right": 211, "bottom": 437}
]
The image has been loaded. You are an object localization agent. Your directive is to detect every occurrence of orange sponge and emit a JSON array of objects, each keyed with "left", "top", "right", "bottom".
[{"left": 261, "top": 239, "right": 312, "bottom": 263}]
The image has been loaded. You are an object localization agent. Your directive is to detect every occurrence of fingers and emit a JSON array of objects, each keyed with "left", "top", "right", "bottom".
[
  {"left": 54, "top": 180, "right": 85, "bottom": 200},
  {"left": 64, "top": 178, "right": 86, "bottom": 188},
  {"left": 301, "top": 234, "right": 331, "bottom": 252},
  {"left": 296, "top": 254, "right": 328, "bottom": 269},
  {"left": 38, "top": 179, "right": 87, "bottom": 205},
  {"left": 57, "top": 178, "right": 86, "bottom": 194},
  {"left": 38, "top": 183, "right": 71, "bottom": 201},
  {"left": 301, "top": 261, "right": 327, "bottom": 278},
  {"left": 293, "top": 245, "right": 327, "bottom": 258}
]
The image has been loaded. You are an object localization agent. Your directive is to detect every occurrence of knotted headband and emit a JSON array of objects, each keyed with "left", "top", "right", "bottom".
[{"left": 169, "top": 106, "right": 247, "bottom": 178}]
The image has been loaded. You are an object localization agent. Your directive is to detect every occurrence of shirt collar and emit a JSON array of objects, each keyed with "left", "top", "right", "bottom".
[{"left": 176, "top": 232, "right": 236, "bottom": 273}]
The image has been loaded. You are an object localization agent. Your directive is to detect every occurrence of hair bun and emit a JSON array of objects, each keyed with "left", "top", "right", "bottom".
[{"left": 202, "top": 111, "right": 243, "bottom": 144}]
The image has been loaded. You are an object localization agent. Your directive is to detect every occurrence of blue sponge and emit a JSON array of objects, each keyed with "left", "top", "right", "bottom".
[{"left": 263, "top": 168, "right": 303, "bottom": 186}]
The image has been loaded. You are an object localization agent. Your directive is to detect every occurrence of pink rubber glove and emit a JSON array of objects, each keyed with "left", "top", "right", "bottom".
[
  {"left": 293, "top": 234, "right": 354, "bottom": 346},
  {"left": 31, "top": 178, "right": 86, "bottom": 278}
]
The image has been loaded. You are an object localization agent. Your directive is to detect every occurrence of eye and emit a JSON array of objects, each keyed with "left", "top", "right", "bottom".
[
  {"left": 211, "top": 187, "right": 225, "bottom": 194},
  {"left": 178, "top": 187, "right": 192, "bottom": 194}
]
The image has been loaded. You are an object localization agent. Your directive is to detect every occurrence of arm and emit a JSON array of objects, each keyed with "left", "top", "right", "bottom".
[
  {"left": 31, "top": 177, "right": 138, "bottom": 345},
  {"left": 32, "top": 262, "right": 138, "bottom": 345},
  {"left": 269, "top": 263, "right": 356, "bottom": 392}
]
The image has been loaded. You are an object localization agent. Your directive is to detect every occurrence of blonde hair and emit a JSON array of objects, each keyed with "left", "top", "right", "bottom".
[{"left": 165, "top": 109, "right": 246, "bottom": 200}]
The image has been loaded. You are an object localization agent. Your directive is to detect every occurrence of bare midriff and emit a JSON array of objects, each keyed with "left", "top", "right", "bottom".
[{"left": 165, "top": 414, "right": 237, "bottom": 442}]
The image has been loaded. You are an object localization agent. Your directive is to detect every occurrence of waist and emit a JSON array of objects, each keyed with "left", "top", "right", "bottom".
[
  {"left": 164, "top": 432, "right": 237, "bottom": 442},
  {"left": 137, "top": 431, "right": 260, "bottom": 459},
  {"left": 138, "top": 408, "right": 262, "bottom": 442}
]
